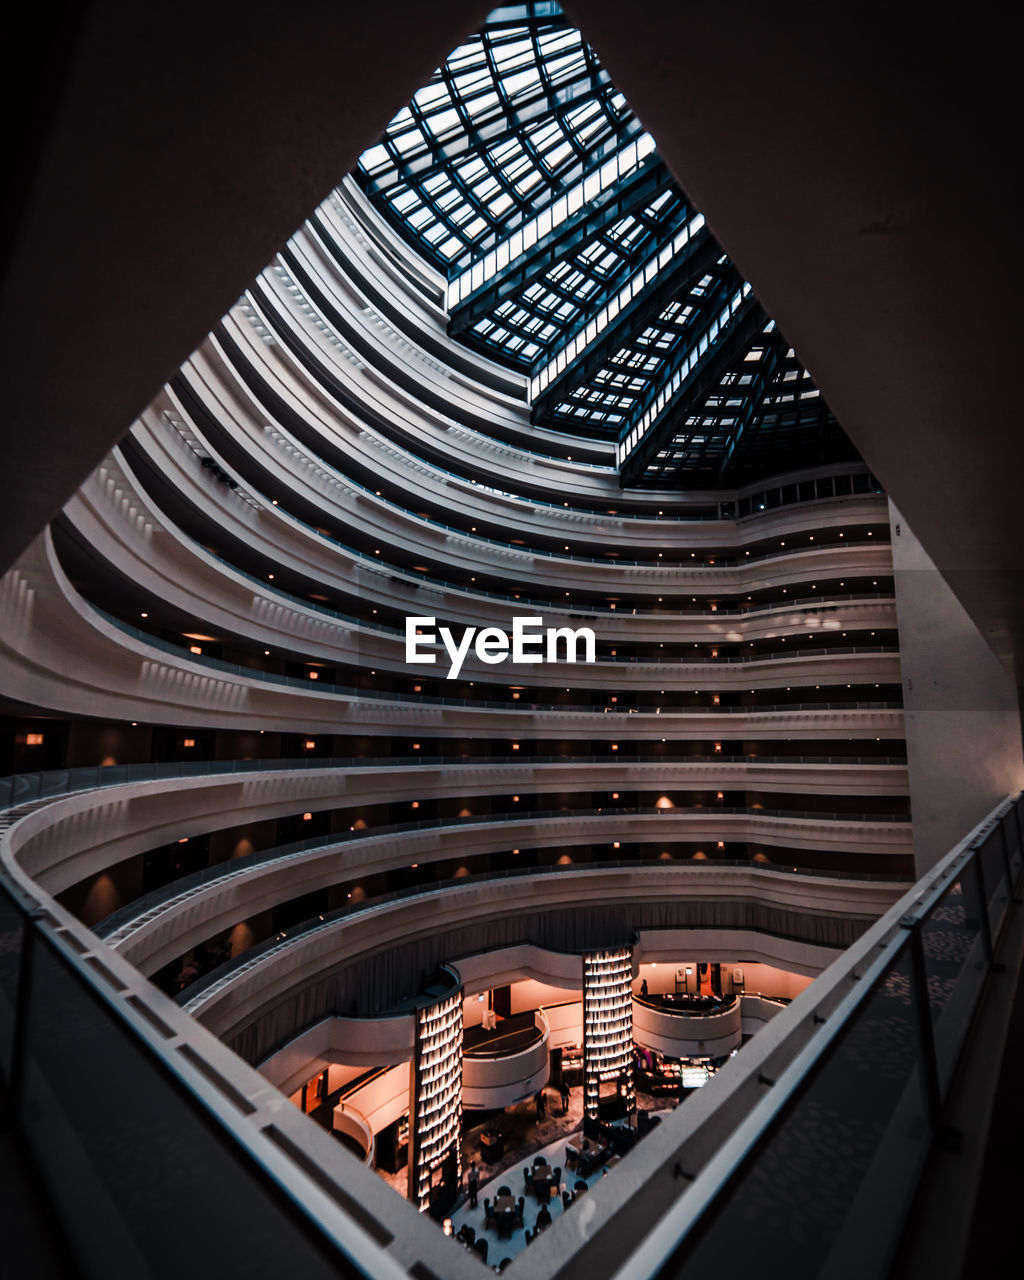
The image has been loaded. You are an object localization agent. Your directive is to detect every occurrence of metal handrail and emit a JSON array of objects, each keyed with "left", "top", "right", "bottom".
[
  {"left": 612, "top": 792, "right": 1024, "bottom": 1280},
  {"left": 97, "top": 804, "right": 910, "bottom": 941},
  {"left": 180, "top": 850, "right": 915, "bottom": 1008},
  {"left": 0, "top": 752, "right": 909, "bottom": 811},
  {"left": 89, "top": 610, "right": 907, "bottom": 714}
]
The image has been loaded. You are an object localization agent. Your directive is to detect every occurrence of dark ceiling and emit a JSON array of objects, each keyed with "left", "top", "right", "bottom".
[{"left": 2, "top": 0, "right": 1023, "bottom": 678}]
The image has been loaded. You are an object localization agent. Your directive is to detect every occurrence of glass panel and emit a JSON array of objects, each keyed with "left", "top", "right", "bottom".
[
  {"left": 978, "top": 827, "right": 1010, "bottom": 935},
  {"left": 12, "top": 774, "right": 41, "bottom": 805},
  {"left": 19, "top": 933, "right": 366, "bottom": 1279},
  {"left": 656, "top": 940, "right": 930, "bottom": 1279},
  {"left": 919, "top": 871, "right": 988, "bottom": 1095},
  {"left": 0, "top": 883, "right": 24, "bottom": 1082}
]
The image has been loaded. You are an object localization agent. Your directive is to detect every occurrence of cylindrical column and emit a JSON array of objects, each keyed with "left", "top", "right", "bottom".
[
  {"left": 409, "top": 978, "right": 463, "bottom": 1213},
  {"left": 582, "top": 946, "right": 635, "bottom": 1122}
]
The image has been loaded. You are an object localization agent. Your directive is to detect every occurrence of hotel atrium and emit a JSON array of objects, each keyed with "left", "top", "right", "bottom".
[{"left": 1, "top": 3, "right": 1022, "bottom": 1278}]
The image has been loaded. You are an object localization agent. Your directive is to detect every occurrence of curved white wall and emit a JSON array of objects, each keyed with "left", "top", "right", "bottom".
[
  {"left": 632, "top": 997, "right": 742, "bottom": 1058},
  {"left": 462, "top": 1010, "right": 551, "bottom": 1110}
]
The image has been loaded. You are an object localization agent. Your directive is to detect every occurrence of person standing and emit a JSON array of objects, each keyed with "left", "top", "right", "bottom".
[
  {"left": 559, "top": 1079, "right": 570, "bottom": 1114},
  {"left": 535, "top": 1089, "right": 546, "bottom": 1119},
  {"left": 640, "top": 978, "right": 648, "bottom": 998},
  {"left": 468, "top": 1161, "right": 479, "bottom": 1208}
]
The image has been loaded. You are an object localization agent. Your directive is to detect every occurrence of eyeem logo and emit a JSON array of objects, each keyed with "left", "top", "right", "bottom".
[{"left": 405, "top": 616, "right": 596, "bottom": 680}]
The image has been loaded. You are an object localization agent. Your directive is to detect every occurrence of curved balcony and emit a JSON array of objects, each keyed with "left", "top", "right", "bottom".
[
  {"left": 738, "top": 993, "right": 789, "bottom": 1035},
  {"left": 169, "top": 348, "right": 891, "bottom": 578},
  {"left": 258, "top": 1013, "right": 414, "bottom": 1097},
  {"left": 331, "top": 1100, "right": 376, "bottom": 1166},
  {"left": 0, "top": 538, "right": 906, "bottom": 735},
  {"left": 166, "top": 864, "right": 903, "bottom": 1063},
  {"left": 462, "top": 1009, "right": 551, "bottom": 1110},
  {"left": 130, "top": 383, "right": 892, "bottom": 588},
  {"left": 633, "top": 993, "right": 742, "bottom": 1058},
  {"left": 221, "top": 295, "right": 888, "bottom": 530},
  {"left": 61, "top": 453, "right": 901, "bottom": 692}
]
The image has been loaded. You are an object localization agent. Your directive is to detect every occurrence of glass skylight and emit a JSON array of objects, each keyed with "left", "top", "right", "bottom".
[{"left": 354, "top": 0, "right": 850, "bottom": 487}]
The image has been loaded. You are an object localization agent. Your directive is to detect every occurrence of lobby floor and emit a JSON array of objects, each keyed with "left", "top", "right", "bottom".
[
  {"left": 373, "top": 1079, "right": 677, "bottom": 1198},
  {"left": 448, "top": 1094, "right": 677, "bottom": 1267}
]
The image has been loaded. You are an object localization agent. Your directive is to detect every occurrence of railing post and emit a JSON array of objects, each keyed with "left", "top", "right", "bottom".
[
  {"left": 900, "top": 915, "right": 943, "bottom": 1124},
  {"left": 971, "top": 847, "right": 995, "bottom": 963},
  {"left": 998, "top": 818, "right": 1017, "bottom": 898},
  {"left": 999, "top": 807, "right": 1023, "bottom": 899}
]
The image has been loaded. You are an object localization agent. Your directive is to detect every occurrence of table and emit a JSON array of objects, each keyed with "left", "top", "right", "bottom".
[
  {"left": 578, "top": 1141, "right": 608, "bottom": 1176},
  {"left": 493, "top": 1194, "right": 518, "bottom": 1239},
  {"left": 532, "top": 1164, "right": 554, "bottom": 1198}
]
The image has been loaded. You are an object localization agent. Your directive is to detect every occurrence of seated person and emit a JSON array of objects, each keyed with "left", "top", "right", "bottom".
[{"left": 536, "top": 1204, "right": 553, "bottom": 1230}]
